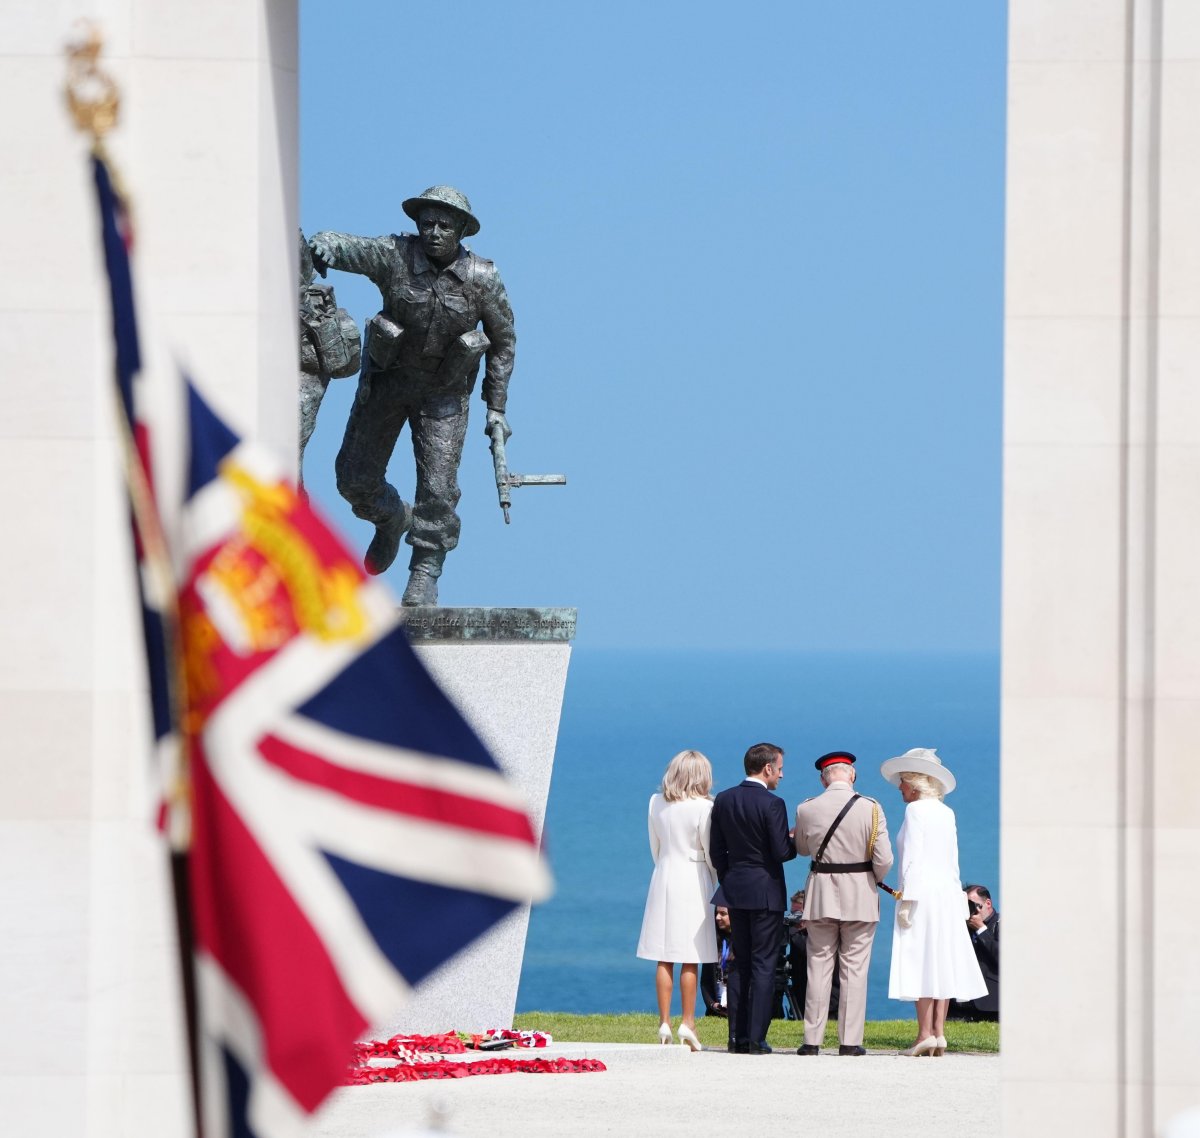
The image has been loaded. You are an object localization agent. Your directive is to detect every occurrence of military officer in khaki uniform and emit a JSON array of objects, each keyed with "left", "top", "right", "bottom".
[{"left": 793, "top": 751, "right": 893, "bottom": 1055}]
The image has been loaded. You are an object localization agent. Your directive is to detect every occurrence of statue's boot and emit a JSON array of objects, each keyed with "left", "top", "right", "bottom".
[
  {"left": 401, "top": 551, "right": 444, "bottom": 607},
  {"left": 364, "top": 501, "right": 412, "bottom": 576}
]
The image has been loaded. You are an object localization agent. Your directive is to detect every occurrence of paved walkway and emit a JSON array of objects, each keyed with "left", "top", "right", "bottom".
[{"left": 313, "top": 1041, "right": 1001, "bottom": 1137}]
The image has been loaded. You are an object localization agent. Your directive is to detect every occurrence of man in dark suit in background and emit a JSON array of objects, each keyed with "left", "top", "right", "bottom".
[
  {"left": 709, "top": 742, "right": 797, "bottom": 1054},
  {"left": 949, "top": 884, "right": 1000, "bottom": 1021}
]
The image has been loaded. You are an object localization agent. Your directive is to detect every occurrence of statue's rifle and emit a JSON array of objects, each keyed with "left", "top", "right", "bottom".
[{"left": 486, "top": 422, "right": 565, "bottom": 524}]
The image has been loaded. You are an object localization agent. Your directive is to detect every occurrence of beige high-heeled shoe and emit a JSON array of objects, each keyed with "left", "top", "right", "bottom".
[
  {"left": 933, "top": 1035, "right": 947, "bottom": 1057},
  {"left": 899, "top": 1036, "right": 938, "bottom": 1057},
  {"left": 658, "top": 1022, "right": 672, "bottom": 1045},
  {"left": 677, "top": 1023, "right": 702, "bottom": 1052}
]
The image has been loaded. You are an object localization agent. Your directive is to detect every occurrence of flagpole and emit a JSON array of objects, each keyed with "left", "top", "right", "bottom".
[
  {"left": 66, "top": 25, "right": 204, "bottom": 1138},
  {"left": 170, "top": 850, "right": 204, "bottom": 1134}
]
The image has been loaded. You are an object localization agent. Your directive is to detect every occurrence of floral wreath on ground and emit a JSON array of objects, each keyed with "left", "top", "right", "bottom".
[{"left": 347, "top": 1030, "right": 607, "bottom": 1083}]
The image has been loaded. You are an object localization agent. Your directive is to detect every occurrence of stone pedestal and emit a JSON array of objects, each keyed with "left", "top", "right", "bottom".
[{"left": 378, "top": 608, "right": 576, "bottom": 1034}]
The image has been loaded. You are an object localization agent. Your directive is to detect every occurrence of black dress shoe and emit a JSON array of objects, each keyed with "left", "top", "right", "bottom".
[
  {"left": 748, "top": 1042, "right": 773, "bottom": 1055},
  {"left": 796, "top": 1044, "right": 820, "bottom": 1056},
  {"left": 728, "top": 1041, "right": 749, "bottom": 1053},
  {"left": 839, "top": 1045, "right": 867, "bottom": 1056}
]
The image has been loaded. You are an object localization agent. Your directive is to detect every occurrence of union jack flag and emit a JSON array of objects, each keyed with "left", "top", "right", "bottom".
[{"left": 91, "top": 153, "right": 551, "bottom": 1137}]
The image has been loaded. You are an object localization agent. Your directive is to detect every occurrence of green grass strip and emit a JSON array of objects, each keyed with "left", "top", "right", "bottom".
[{"left": 513, "top": 1013, "right": 998, "bottom": 1053}]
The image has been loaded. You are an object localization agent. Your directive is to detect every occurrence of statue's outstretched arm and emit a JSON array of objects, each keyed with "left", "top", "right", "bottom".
[{"left": 308, "top": 232, "right": 391, "bottom": 289}]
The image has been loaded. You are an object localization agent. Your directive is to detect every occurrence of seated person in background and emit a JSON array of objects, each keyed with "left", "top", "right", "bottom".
[
  {"left": 948, "top": 883, "right": 1000, "bottom": 1022},
  {"left": 700, "top": 904, "right": 735, "bottom": 1018},
  {"left": 783, "top": 889, "right": 839, "bottom": 1020}
]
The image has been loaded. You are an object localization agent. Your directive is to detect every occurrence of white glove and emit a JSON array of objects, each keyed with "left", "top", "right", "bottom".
[{"left": 897, "top": 899, "right": 916, "bottom": 929}]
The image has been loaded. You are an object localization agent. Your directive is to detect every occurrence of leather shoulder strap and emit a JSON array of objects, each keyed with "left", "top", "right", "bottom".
[{"left": 814, "top": 794, "right": 862, "bottom": 863}]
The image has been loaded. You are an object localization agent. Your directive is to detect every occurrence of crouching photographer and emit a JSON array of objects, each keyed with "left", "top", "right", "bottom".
[
  {"left": 700, "top": 905, "right": 735, "bottom": 1018},
  {"left": 948, "top": 883, "right": 1000, "bottom": 1022}
]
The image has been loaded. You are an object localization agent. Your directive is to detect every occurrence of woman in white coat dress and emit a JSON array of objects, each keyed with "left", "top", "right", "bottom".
[
  {"left": 635, "top": 749, "right": 718, "bottom": 1051},
  {"left": 881, "top": 748, "right": 988, "bottom": 1057}
]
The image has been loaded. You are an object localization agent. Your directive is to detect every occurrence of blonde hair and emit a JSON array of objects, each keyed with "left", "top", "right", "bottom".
[
  {"left": 661, "top": 749, "right": 713, "bottom": 802},
  {"left": 899, "top": 771, "right": 945, "bottom": 801}
]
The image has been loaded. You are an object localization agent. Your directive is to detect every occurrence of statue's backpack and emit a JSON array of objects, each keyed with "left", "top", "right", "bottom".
[{"left": 300, "top": 282, "right": 361, "bottom": 378}]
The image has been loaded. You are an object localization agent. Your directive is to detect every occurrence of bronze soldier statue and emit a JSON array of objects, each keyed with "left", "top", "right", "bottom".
[{"left": 309, "top": 186, "right": 515, "bottom": 605}]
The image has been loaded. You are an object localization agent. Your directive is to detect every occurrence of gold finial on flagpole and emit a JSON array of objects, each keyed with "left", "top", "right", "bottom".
[{"left": 65, "top": 21, "right": 120, "bottom": 146}]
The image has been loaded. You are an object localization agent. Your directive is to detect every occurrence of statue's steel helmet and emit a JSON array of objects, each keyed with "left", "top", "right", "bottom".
[{"left": 402, "top": 186, "right": 480, "bottom": 237}]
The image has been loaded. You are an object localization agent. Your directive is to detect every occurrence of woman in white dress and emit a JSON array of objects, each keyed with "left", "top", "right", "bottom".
[
  {"left": 635, "top": 749, "right": 718, "bottom": 1051},
  {"left": 880, "top": 747, "right": 988, "bottom": 1057}
]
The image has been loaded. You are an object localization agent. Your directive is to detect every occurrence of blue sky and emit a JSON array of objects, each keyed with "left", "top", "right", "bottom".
[{"left": 300, "top": 1, "right": 1008, "bottom": 653}]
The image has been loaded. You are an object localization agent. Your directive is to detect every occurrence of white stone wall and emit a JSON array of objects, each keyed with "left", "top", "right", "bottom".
[
  {"left": 0, "top": 3, "right": 297, "bottom": 1135},
  {"left": 1003, "top": 1, "right": 1200, "bottom": 1133}
]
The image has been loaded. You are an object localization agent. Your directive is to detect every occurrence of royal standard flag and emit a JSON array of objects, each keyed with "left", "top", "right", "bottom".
[{"left": 91, "top": 152, "right": 551, "bottom": 1138}]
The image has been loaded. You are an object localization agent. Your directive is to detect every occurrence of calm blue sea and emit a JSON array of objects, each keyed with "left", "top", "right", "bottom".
[{"left": 515, "top": 649, "right": 999, "bottom": 1022}]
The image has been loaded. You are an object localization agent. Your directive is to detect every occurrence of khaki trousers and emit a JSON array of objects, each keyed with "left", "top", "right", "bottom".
[{"left": 803, "top": 919, "right": 878, "bottom": 1046}]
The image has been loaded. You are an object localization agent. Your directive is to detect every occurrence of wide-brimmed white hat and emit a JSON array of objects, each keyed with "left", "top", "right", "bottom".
[{"left": 880, "top": 747, "right": 956, "bottom": 794}]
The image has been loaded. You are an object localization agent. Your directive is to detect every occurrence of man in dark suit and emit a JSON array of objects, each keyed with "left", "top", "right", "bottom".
[
  {"left": 949, "top": 884, "right": 1000, "bottom": 1021},
  {"left": 709, "top": 742, "right": 797, "bottom": 1054}
]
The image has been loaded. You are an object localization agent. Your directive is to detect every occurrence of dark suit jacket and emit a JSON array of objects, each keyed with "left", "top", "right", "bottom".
[
  {"left": 949, "top": 910, "right": 1000, "bottom": 1019},
  {"left": 709, "top": 780, "right": 796, "bottom": 911},
  {"left": 700, "top": 934, "right": 734, "bottom": 1016},
  {"left": 970, "top": 911, "right": 1000, "bottom": 1013}
]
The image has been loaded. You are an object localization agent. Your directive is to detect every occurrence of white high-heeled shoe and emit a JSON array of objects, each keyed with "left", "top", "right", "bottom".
[
  {"left": 899, "top": 1036, "right": 938, "bottom": 1057},
  {"left": 677, "top": 1024, "right": 702, "bottom": 1052},
  {"left": 658, "top": 1022, "right": 672, "bottom": 1045},
  {"left": 933, "top": 1035, "right": 947, "bottom": 1057}
]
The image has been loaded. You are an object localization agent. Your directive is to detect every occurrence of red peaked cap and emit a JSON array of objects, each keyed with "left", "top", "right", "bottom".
[{"left": 814, "top": 751, "right": 857, "bottom": 770}]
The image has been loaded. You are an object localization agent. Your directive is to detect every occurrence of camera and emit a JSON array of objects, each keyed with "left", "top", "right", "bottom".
[
  {"left": 782, "top": 910, "right": 805, "bottom": 927},
  {"left": 967, "top": 899, "right": 982, "bottom": 917}
]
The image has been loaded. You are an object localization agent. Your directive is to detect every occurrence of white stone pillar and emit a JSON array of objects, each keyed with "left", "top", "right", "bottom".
[
  {"left": 1002, "top": 2, "right": 1200, "bottom": 1132},
  {"left": 0, "top": 4, "right": 298, "bottom": 1135}
]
